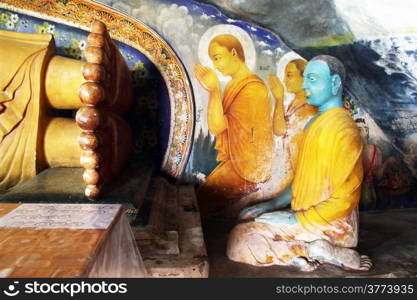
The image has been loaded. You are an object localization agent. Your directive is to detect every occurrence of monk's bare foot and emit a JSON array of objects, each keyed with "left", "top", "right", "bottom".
[
  {"left": 337, "top": 252, "right": 373, "bottom": 271},
  {"left": 291, "top": 256, "right": 320, "bottom": 272},
  {"left": 239, "top": 202, "right": 272, "bottom": 220},
  {"left": 307, "top": 240, "right": 373, "bottom": 272},
  {"left": 358, "top": 255, "right": 373, "bottom": 271}
]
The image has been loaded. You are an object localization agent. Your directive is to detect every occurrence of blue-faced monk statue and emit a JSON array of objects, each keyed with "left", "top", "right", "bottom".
[{"left": 227, "top": 55, "right": 372, "bottom": 272}]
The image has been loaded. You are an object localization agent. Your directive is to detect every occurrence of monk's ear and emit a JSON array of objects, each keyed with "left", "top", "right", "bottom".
[
  {"left": 231, "top": 48, "right": 237, "bottom": 57},
  {"left": 331, "top": 74, "right": 342, "bottom": 95}
]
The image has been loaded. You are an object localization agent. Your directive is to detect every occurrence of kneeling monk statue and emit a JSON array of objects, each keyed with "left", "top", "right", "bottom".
[{"left": 227, "top": 55, "right": 373, "bottom": 272}]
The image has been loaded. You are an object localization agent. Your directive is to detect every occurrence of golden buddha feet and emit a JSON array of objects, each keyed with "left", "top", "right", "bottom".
[
  {"left": 77, "top": 111, "right": 132, "bottom": 198},
  {"left": 76, "top": 20, "right": 133, "bottom": 199},
  {"left": 83, "top": 20, "right": 132, "bottom": 113},
  {"left": 0, "top": 24, "right": 132, "bottom": 196}
]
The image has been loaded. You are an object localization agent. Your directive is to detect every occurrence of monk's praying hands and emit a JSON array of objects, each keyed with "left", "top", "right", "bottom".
[
  {"left": 195, "top": 63, "right": 220, "bottom": 92},
  {"left": 268, "top": 74, "right": 284, "bottom": 102}
]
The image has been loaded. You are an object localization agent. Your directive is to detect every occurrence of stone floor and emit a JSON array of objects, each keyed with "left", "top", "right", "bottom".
[
  {"left": 202, "top": 209, "right": 417, "bottom": 278},
  {"left": 0, "top": 167, "right": 209, "bottom": 278},
  {"left": 3, "top": 168, "right": 416, "bottom": 278}
]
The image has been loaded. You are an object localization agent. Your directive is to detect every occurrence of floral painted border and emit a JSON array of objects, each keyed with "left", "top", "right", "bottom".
[{"left": 0, "top": 0, "right": 194, "bottom": 179}]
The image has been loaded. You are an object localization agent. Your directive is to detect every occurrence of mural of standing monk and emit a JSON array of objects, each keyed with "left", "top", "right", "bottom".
[
  {"left": 195, "top": 33, "right": 274, "bottom": 216},
  {"left": 228, "top": 55, "right": 372, "bottom": 272},
  {"left": 270, "top": 57, "right": 317, "bottom": 175}
]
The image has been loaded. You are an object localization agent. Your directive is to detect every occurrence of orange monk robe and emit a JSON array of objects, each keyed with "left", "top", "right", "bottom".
[
  {"left": 0, "top": 31, "right": 55, "bottom": 191},
  {"left": 198, "top": 74, "right": 274, "bottom": 213},
  {"left": 292, "top": 107, "right": 363, "bottom": 244}
]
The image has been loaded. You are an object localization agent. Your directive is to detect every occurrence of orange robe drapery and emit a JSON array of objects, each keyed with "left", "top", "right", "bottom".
[
  {"left": 198, "top": 74, "right": 274, "bottom": 214},
  {"left": 292, "top": 107, "right": 363, "bottom": 243},
  {"left": 0, "top": 31, "right": 55, "bottom": 191}
]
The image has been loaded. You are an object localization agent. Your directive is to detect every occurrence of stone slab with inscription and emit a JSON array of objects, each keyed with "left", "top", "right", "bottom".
[{"left": 0, "top": 203, "right": 146, "bottom": 277}]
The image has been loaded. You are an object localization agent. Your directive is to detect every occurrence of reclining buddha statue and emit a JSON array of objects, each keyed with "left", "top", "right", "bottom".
[{"left": 0, "top": 20, "right": 132, "bottom": 199}]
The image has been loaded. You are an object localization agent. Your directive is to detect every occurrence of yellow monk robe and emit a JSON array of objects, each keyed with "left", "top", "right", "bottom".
[
  {"left": 0, "top": 31, "right": 55, "bottom": 191},
  {"left": 198, "top": 74, "right": 274, "bottom": 214},
  {"left": 292, "top": 107, "right": 363, "bottom": 243},
  {"left": 227, "top": 107, "right": 363, "bottom": 266}
]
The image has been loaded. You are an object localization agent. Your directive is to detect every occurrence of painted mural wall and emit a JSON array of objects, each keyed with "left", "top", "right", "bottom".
[
  {"left": 93, "top": 0, "right": 417, "bottom": 212},
  {"left": 199, "top": 0, "right": 417, "bottom": 210},
  {"left": 2, "top": 0, "right": 415, "bottom": 211},
  {"left": 96, "top": 0, "right": 312, "bottom": 214}
]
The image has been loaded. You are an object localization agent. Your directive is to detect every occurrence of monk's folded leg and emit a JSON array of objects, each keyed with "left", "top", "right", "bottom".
[
  {"left": 227, "top": 221, "right": 312, "bottom": 268},
  {"left": 307, "top": 239, "right": 372, "bottom": 271}
]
